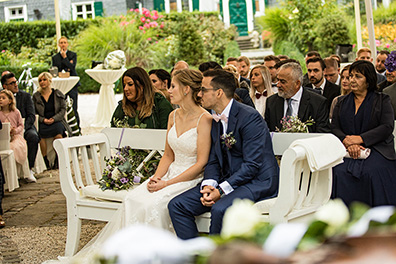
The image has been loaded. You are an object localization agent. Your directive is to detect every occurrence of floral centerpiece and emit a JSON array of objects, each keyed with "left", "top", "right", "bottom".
[
  {"left": 276, "top": 116, "right": 314, "bottom": 133},
  {"left": 385, "top": 50, "right": 396, "bottom": 73},
  {"left": 98, "top": 146, "right": 160, "bottom": 191},
  {"left": 112, "top": 116, "right": 147, "bottom": 129}
]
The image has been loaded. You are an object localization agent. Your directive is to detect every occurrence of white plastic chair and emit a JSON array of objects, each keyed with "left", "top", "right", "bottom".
[{"left": 0, "top": 122, "right": 19, "bottom": 192}]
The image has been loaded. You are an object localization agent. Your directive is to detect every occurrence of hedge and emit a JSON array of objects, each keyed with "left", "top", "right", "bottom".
[
  {"left": 0, "top": 19, "right": 99, "bottom": 53},
  {"left": 0, "top": 65, "right": 124, "bottom": 94},
  {"left": 0, "top": 11, "right": 220, "bottom": 54}
]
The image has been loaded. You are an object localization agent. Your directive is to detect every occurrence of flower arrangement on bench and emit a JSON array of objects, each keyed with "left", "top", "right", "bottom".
[
  {"left": 276, "top": 116, "right": 314, "bottom": 133},
  {"left": 98, "top": 146, "right": 161, "bottom": 191}
]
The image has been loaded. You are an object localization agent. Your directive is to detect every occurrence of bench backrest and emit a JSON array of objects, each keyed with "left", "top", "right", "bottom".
[
  {"left": 101, "top": 128, "right": 167, "bottom": 172},
  {"left": 271, "top": 132, "right": 327, "bottom": 155},
  {"left": 53, "top": 133, "right": 111, "bottom": 199},
  {"left": 269, "top": 142, "right": 333, "bottom": 223}
]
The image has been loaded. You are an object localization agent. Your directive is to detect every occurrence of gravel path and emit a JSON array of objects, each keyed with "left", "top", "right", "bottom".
[{"left": 0, "top": 94, "right": 116, "bottom": 263}]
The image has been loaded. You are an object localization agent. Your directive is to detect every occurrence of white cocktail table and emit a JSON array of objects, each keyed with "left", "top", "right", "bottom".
[{"left": 85, "top": 68, "right": 126, "bottom": 127}]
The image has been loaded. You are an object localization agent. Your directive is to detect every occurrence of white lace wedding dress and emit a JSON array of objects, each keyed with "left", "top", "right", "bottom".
[{"left": 50, "top": 113, "right": 204, "bottom": 264}]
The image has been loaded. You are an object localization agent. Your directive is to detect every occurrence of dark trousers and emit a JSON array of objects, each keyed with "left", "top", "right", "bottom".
[
  {"left": 66, "top": 86, "right": 80, "bottom": 127},
  {"left": 24, "top": 127, "right": 40, "bottom": 169},
  {"left": 0, "top": 168, "right": 3, "bottom": 215},
  {"left": 168, "top": 184, "right": 255, "bottom": 240}
]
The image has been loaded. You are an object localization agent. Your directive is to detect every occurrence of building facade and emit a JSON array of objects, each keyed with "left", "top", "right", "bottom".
[{"left": 0, "top": 0, "right": 272, "bottom": 36}]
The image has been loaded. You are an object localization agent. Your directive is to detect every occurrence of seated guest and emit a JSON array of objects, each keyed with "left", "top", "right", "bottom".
[
  {"left": 237, "top": 56, "right": 251, "bottom": 86},
  {"left": 33, "top": 72, "right": 67, "bottom": 169},
  {"left": 170, "top": 60, "right": 189, "bottom": 76},
  {"left": 249, "top": 65, "right": 274, "bottom": 117},
  {"left": 111, "top": 67, "right": 173, "bottom": 128},
  {"left": 355, "top": 47, "right": 386, "bottom": 84},
  {"left": 331, "top": 60, "right": 396, "bottom": 207},
  {"left": 0, "top": 122, "right": 4, "bottom": 228},
  {"left": 1, "top": 72, "right": 40, "bottom": 179},
  {"left": 375, "top": 50, "right": 389, "bottom": 76},
  {"left": 199, "top": 61, "right": 222, "bottom": 72},
  {"left": 324, "top": 57, "right": 341, "bottom": 85},
  {"left": 383, "top": 51, "right": 396, "bottom": 118},
  {"left": 265, "top": 62, "right": 330, "bottom": 133},
  {"left": 198, "top": 62, "right": 254, "bottom": 108},
  {"left": 149, "top": 69, "right": 171, "bottom": 102},
  {"left": 306, "top": 57, "right": 340, "bottom": 111},
  {"left": 330, "top": 65, "right": 351, "bottom": 119},
  {"left": 0, "top": 90, "right": 36, "bottom": 182},
  {"left": 263, "top": 55, "right": 281, "bottom": 92},
  {"left": 223, "top": 64, "right": 249, "bottom": 90},
  {"left": 302, "top": 51, "right": 321, "bottom": 87}
]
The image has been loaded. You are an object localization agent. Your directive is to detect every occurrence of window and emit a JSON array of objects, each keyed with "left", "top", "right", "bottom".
[
  {"left": 72, "top": 1, "right": 95, "bottom": 20},
  {"left": 4, "top": 5, "right": 27, "bottom": 22}
]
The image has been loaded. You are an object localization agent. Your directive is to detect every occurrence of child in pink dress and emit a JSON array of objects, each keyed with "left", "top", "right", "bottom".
[{"left": 0, "top": 89, "right": 36, "bottom": 182}]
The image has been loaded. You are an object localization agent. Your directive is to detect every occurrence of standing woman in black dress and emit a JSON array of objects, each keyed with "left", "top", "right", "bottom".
[{"left": 331, "top": 60, "right": 396, "bottom": 207}]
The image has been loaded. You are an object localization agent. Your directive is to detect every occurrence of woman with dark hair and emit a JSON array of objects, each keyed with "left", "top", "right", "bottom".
[
  {"left": 110, "top": 67, "right": 173, "bottom": 128},
  {"left": 329, "top": 65, "right": 351, "bottom": 119},
  {"left": 149, "top": 69, "right": 171, "bottom": 102},
  {"left": 331, "top": 60, "right": 396, "bottom": 207}
]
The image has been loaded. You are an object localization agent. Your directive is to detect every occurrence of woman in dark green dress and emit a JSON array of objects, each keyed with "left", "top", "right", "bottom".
[{"left": 111, "top": 67, "right": 173, "bottom": 129}]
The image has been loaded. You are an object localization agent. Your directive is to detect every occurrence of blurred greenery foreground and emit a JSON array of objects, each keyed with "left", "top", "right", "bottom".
[{"left": 94, "top": 199, "right": 396, "bottom": 264}]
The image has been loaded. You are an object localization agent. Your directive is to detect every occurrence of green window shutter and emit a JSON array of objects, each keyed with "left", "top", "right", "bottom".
[
  {"left": 192, "top": 0, "right": 199, "bottom": 11},
  {"left": 94, "top": 1, "right": 103, "bottom": 17},
  {"left": 153, "top": 0, "right": 165, "bottom": 11}
]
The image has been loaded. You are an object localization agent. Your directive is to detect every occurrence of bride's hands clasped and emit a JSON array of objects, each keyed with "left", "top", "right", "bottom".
[{"left": 147, "top": 176, "right": 168, "bottom": 192}]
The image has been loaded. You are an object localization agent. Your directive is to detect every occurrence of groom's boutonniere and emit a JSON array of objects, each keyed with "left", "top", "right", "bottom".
[{"left": 221, "top": 132, "right": 236, "bottom": 150}]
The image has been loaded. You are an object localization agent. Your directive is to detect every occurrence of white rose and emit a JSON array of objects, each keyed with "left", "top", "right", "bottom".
[
  {"left": 111, "top": 168, "right": 122, "bottom": 180},
  {"left": 108, "top": 59, "right": 121, "bottom": 69},
  {"left": 315, "top": 199, "right": 349, "bottom": 228},
  {"left": 221, "top": 199, "right": 261, "bottom": 239}
]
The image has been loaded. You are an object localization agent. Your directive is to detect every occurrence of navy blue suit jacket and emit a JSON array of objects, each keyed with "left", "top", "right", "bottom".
[{"left": 204, "top": 100, "right": 279, "bottom": 201}]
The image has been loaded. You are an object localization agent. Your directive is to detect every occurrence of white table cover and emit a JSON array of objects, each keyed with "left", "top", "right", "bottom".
[
  {"left": 32, "top": 76, "right": 80, "bottom": 95},
  {"left": 85, "top": 68, "right": 126, "bottom": 127}
]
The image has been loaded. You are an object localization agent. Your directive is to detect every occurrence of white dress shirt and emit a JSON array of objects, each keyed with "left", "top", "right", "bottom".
[
  {"left": 201, "top": 99, "right": 235, "bottom": 195},
  {"left": 283, "top": 86, "right": 303, "bottom": 117}
]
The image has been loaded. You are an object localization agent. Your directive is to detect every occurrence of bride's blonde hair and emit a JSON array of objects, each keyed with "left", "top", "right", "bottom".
[{"left": 172, "top": 69, "right": 202, "bottom": 106}]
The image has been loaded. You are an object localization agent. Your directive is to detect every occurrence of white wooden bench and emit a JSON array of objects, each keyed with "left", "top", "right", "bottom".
[
  {"left": 55, "top": 130, "right": 342, "bottom": 255},
  {"left": 54, "top": 128, "right": 167, "bottom": 256}
]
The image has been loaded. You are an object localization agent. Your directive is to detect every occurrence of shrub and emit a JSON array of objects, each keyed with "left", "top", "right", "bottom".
[
  {"left": 255, "top": 8, "right": 289, "bottom": 44},
  {"left": 373, "top": 1, "right": 396, "bottom": 24},
  {"left": 313, "top": 12, "right": 351, "bottom": 57},
  {"left": 223, "top": 41, "right": 241, "bottom": 64},
  {"left": 73, "top": 9, "right": 167, "bottom": 69},
  {"left": 273, "top": 40, "right": 306, "bottom": 72}
]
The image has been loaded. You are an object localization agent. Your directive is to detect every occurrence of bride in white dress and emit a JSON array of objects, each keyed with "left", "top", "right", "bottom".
[{"left": 58, "top": 69, "right": 212, "bottom": 263}]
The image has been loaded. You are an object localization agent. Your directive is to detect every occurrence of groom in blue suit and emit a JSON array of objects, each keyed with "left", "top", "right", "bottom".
[{"left": 168, "top": 70, "right": 279, "bottom": 239}]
